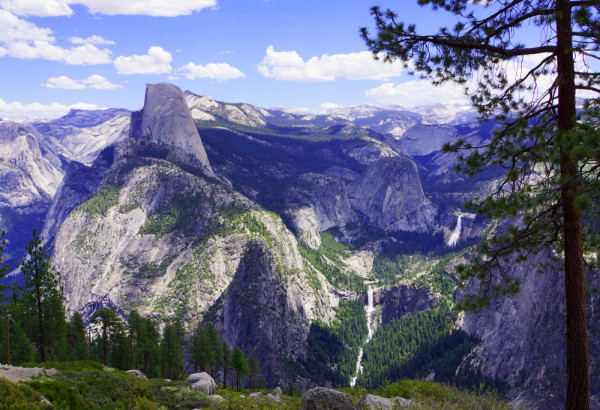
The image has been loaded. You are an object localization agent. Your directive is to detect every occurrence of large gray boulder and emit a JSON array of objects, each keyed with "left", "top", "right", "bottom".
[
  {"left": 126, "top": 369, "right": 147, "bottom": 379},
  {"left": 130, "top": 82, "right": 214, "bottom": 176},
  {"left": 359, "top": 394, "right": 393, "bottom": 409},
  {"left": 301, "top": 387, "right": 356, "bottom": 410},
  {"left": 267, "top": 393, "right": 283, "bottom": 405},
  {"left": 187, "top": 372, "right": 217, "bottom": 395}
]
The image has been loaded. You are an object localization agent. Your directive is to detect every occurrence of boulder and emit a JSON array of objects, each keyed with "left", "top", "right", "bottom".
[
  {"left": 392, "top": 397, "right": 419, "bottom": 408},
  {"left": 267, "top": 393, "right": 283, "bottom": 405},
  {"left": 126, "top": 369, "right": 147, "bottom": 379},
  {"left": 188, "top": 372, "right": 217, "bottom": 395},
  {"left": 208, "top": 394, "right": 225, "bottom": 405},
  {"left": 274, "top": 386, "right": 282, "bottom": 395},
  {"left": 301, "top": 387, "right": 356, "bottom": 410},
  {"left": 249, "top": 392, "right": 263, "bottom": 398},
  {"left": 359, "top": 394, "right": 393, "bottom": 409}
]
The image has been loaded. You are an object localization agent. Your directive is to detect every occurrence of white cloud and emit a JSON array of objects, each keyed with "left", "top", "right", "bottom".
[
  {"left": 113, "top": 46, "right": 172, "bottom": 75},
  {"left": 43, "top": 74, "right": 121, "bottom": 89},
  {"left": 7, "top": 41, "right": 112, "bottom": 64},
  {"left": 365, "top": 81, "right": 467, "bottom": 107},
  {"left": 0, "top": 0, "right": 72, "bottom": 17},
  {"left": 0, "top": 0, "right": 216, "bottom": 17},
  {"left": 258, "top": 46, "right": 407, "bottom": 82},
  {"left": 0, "top": 9, "right": 54, "bottom": 43},
  {"left": 43, "top": 75, "right": 86, "bottom": 89},
  {"left": 84, "top": 74, "right": 121, "bottom": 89},
  {"left": 180, "top": 62, "right": 245, "bottom": 81},
  {"left": 0, "top": 97, "right": 101, "bottom": 120},
  {"left": 0, "top": 9, "right": 112, "bottom": 64},
  {"left": 70, "top": 35, "right": 115, "bottom": 45}
]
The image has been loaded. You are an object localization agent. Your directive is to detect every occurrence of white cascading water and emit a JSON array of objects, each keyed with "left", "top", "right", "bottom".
[
  {"left": 350, "top": 287, "right": 375, "bottom": 387},
  {"left": 446, "top": 215, "right": 463, "bottom": 247}
]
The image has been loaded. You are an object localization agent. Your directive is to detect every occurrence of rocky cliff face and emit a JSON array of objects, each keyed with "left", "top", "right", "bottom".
[
  {"left": 285, "top": 173, "right": 356, "bottom": 249},
  {"left": 347, "top": 156, "right": 436, "bottom": 232},
  {"left": 210, "top": 237, "right": 335, "bottom": 381},
  {"left": 455, "top": 244, "right": 600, "bottom": 408},
  {"left": 132, "top": 83, "right": 214, "bottom": 176},
  {"left": 34, "top": 108, "right": 130, "bottom": 165},
  {"left": 46, "top": 83, "right": 342, "bottom": 384},
  {"left": 0, "top": 121, "right": 65, "bottom": 207},
  {"left": 381, "top": 285, "right": 439, "bottom": 325}
]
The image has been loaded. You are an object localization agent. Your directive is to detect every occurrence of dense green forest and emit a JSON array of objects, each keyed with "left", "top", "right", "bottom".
[{"left": 287, "top": 299, "right": 367, "bottom": 387}]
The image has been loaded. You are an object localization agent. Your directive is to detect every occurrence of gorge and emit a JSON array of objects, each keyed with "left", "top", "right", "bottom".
[{"left": 0, "top": 83, "right": 597, "bottom": 408}]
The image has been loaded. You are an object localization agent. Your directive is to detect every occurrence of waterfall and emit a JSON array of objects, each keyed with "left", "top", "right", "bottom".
[
  {"left": 446, "top": 215, "right": 463, "bottom": 247},
  {"left": 350, "top": 287, "right": 375, "bottom": 387}
]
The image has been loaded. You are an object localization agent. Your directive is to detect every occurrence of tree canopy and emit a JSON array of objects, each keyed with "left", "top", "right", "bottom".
[{"left": 362, "top": 1, "right": 599, "bottom": 408}]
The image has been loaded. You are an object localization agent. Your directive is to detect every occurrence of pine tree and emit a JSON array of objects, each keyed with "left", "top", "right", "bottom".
[
  {"left": 67, "top": 312, "right": 88, "bottom": 360},
  {"left": 206, "top": 324, "right": 221, "bottom": 378},
  {"left": 0, "top": 231, "right": 10, "bottom": 364},
  {"left": 362, "top": 2, "right": 599, "bottom": 407},
  {"left": 90, "top": 308, "right": 121, "bottom": 366},
  {"left": 247, "top": 353, "right": 260, "bottom": 391},
  {"left": 222, "top": 341, "right": 231, "bottom": 390},
  {"left": 231, "top": 347, "right": 248, "bottom": 392},
  {"left": 19, "top": 229, "right": 67, "bottom": 363},
  {"left": 160, "top": 321, "right": 183, "bottom": 380},
  {"left": 128, "top": 311, "right": 160, "bottom": 376},
  {"left": 190, "top": 323, "right": 212, "bottom": 373},
  {"left": 110, "top": 324, "right": 130, "bottom": 370}
]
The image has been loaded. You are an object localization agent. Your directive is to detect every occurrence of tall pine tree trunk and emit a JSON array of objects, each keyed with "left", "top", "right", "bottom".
[
  {"left": 36, "top": 275, "right": 46, "bottom": 363},
  {"left": 557, "top": 1, "right": 590, "bottom": 408},
  {"left": 223, "top": 366, "right": 227, "bottom": 389}
]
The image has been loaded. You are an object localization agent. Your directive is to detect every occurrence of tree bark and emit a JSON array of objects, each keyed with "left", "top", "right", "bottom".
[
  {"left": 4, "top": 314, "right": 9, "bottom": 365},
  {"left": 36, "top": 267, "right": 46, "bottom": 363},
  {"left": 556, "top": 0, "right": 590, "bottom": 408}
]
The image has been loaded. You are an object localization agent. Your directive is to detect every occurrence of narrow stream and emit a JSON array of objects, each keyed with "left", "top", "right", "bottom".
[
  {"left": 350, "top": 287, "right": 375, "bottom": 387},
  {"left": 446, "top": 214, "right": 463, "bottom": 247}
]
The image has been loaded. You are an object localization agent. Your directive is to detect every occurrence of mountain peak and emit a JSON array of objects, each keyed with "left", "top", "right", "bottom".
[{"left": 130, "top": 83, "right": 213, "bottom": 176}]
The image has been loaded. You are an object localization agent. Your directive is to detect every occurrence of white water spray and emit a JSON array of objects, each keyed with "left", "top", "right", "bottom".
[
  {"left": 446, "top": 215, "right": 463, "bottom": 247},
  {"left": 350, "top": 287, "right": 375, "bottom": 387}
]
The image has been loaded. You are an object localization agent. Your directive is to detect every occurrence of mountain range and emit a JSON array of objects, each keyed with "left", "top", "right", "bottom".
[{"left": 0, "top": 83, "right": 597, "bottom": 408}]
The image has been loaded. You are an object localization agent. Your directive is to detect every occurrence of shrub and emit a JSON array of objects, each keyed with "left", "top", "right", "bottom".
[{"left": 0, "top": 378, "right": 52, "bottom": 409}]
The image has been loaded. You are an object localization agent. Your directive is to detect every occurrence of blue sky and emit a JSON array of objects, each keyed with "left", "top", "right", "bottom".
[{"left": 0, "top": 1, "right": 493, "bottom": 119}]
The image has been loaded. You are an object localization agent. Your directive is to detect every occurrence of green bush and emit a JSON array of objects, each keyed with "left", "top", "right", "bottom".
[
  {"left": 153, "top": 383, "right": 210, "bottom": 409},
  {"left": 0, "top": 378, "right": 51, "bottom": 409},
  {"left": 20, "top": 360, "right": 104, "bottom": 372},
  {"left": 376, "top": 380, "right": 510, "bottom": 409},
  {"left": 27, "top": 377, "right": 87, "bottom": 409}
]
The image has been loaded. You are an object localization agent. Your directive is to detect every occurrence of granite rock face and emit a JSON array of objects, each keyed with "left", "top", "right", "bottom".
[
  {"left": 131, "top": 83, "right": 213, "bottom": 176},
  {"left": 34, "top": 108, "right": 130, "bottom": 165},
  {"left": 348, "top": 156, "right": 436, "bottom": 232},
  {"left": 285, "top": 173, "right": 356, "bottom": 249},
  {"left": 456, "top": 239, "right": 600, "bottom": 408},
  {"left": 212, "top": 238, "right": 335, "bottom": 382},
  {"left": 0, "top": 121, "right": 64, "bottom": 207},
  {"left": 381, "top": 285, "right": 439, "bottom": 325}
]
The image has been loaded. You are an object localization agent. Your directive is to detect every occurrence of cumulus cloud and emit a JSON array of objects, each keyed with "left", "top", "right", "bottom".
[
  {"left": 258, "top": 46, "right": 406, "bottom": 82},
  {"left": 113, "top": 46, "right": 172, "bottom": 75},
  {"left": 365, "top": 81, "right": 468, "bottom": 107},
  {"left": 0, "top": 0, "right": 216, "bottom": 17},
  {"left": 0, "top": 9, "right": 112, "bottom": 64},
  {"left": 0, "top": 97, "right": 101, "bottom": 120},
  {"left": 70, "top": 35, "right": 115, "bottom": 45},
  {"left": 0, "top": 0, "right": 72, "bottom": 17},
  {"left": 179, "top": 62, "right": 245, "bottom": 81},
  {"left": 43, "top": 74, "right": 121, "bottom": 90}
]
